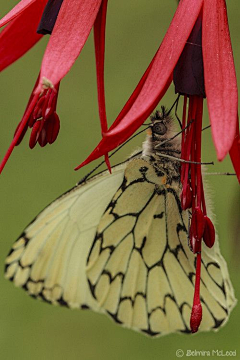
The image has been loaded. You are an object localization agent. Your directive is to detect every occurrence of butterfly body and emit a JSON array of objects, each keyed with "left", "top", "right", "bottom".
[{"left": 5, "top": 110, "right": 236, "bottom": 336}]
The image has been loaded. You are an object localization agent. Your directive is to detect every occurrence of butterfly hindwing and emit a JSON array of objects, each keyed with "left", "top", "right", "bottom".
[
  {"left": 86, "top": 158, "right": 236, "bottom": 336},
  {"left": 5, "top": 164, "right": 126, "bottom": 310}
]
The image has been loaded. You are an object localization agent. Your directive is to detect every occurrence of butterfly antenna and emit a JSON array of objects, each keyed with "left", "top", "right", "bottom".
[
  {"left": 166, "top": 94, "right": 180, "bottom": 117},
  {"left": 205, "top": 172, "right": 236, "bottom": 176},
  {"left": 157, "top": 118, "right": 211, "bottom": 148},
  {"left": 155, "top": 152, "right": 214, "bottom": 165},
  {"left": 202, "top": 124, "right": 211, "bottom": 131},
  {"left": 166, "top": 95, "right": 181, "bottom": 128},
  {"left": 156, "top": 119, "right": 195, "bottom": 148}
]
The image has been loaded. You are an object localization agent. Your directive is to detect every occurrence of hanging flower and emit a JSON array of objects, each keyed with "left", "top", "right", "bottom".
[
  {"left": 1, "top": 0, "right": 238, "bottom": 334},
  {"left": 78, "top": 0, "right": 240, "bottom": 184},
  {"left": 74, "top": 0, "right": 239, "bottom": 333},
  {"left": 0, "top": 0, "right": 109, "bottom": 172}
]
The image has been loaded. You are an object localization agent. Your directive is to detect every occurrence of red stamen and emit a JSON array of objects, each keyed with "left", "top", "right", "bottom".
[
  {"left": 189, "top": 223, "right": 201, "bottom": 254},
  {"left": 193, "top": 206, "right": 206, "bottom": 240},
  {"left": 179, "top": 96, "right": 216, "bottom": 333},
  {"left": 181, "top": 183, "right": 192, "bottom": 210},
  {"left": 180, "top": 95, "right": 188, "bottom": 184},
  {"left": 190, "top": 253, "right": 202, "bottom": 333},
  {"left": 195, "top": 97, "right": 203, "bottom": 208}
]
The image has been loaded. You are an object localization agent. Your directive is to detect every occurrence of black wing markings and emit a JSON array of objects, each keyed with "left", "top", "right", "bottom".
[{"left": 87, "top": 162, "right": 231, "bottom": 336}]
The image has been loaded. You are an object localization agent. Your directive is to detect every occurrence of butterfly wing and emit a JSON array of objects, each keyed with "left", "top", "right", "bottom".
[
  {"left": 5, "top": 164, "right": 126, "bottom": 310},
  {"left": 86, "top": 158, "right": 236, "bottom": 336}
]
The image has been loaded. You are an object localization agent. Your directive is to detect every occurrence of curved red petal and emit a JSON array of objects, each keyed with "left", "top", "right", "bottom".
[
  {"left": 29, "top": 120, "right": 41, "bottom": 149},
  {"left": 47, "top": 113, "right": 60, "bottom": 144},
  {"left": 108, "top": 51, "right": 158, "bottom": 131},
  {"left": 39, "top": 0, "right": 102, "bottom": 87},
  {"left": 0, "top": 93, "right": 40, "bottom": 174},
  {"left": 203, "top": 216, "right": 215, "bottom": 248},
  {"left": 229, "top": 121, "right": 240, "bottom": 183},
  {"left": 106, "top": 0, "right": 203, "bottom": 138},
  {"left": 94, "top": 0, "right": 108, "bottom": 134},
  {"left": 202, "top": 0, "right": 238, "bottom": 160},
  {"left": 0, "top": 0, "right": 38, "bottom": 27},
  {"left": 0, "top": 0, "right": 48, "bottom": 71},
  {"left": 75, "top": 75, "right": 172, "bottom": 170},
  {"left": 76, "top": 0, "right": 203, "bottom": 169}
]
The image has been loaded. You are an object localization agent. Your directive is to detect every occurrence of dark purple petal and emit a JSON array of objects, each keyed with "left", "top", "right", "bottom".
[
  {"left": 37, "top": 0, "right": 64, "bottom": 35},
  {"left": 174, "top": 14, "right": 206, "bottom": 97}
]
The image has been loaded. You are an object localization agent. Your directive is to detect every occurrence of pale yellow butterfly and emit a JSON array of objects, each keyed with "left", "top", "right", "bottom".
[{"left": 5, "top": 108, "right": 236, "bottom": 336}]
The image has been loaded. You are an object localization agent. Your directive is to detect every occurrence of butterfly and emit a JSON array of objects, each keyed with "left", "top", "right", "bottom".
[{"left": 5, "top": 107, "right": 236, "bottom": 336}]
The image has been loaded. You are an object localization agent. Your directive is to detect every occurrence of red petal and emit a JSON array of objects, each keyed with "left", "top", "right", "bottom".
[
  {"left": 107, "top": 0, "right": 203, "bottom": 137},
  {"left": 0, "top": 0, "right": 48, "bottom": 71},
  {"left": 14, "top": 121, "right": 28, "bottom": 146},
  {"left": 106, "top": 50, "right": 159, "bottom": 133},
  {"left": 94, "top": 0, "right": 108, "bottom": 134},
  {"left": 29, "top": 120, "right": 41, "bottom": 149},
  {"left": 33, "top": 95, "right": 45, "bottom": 120},
  {"left": 76, "top": 0, "right": 203, "bottom": 169},
  {"left": 11, "top": 75, "right": 40, "bottom": 146},
  {"left": 202, "top": 0, "right": 238, "bottom": 160},
  {"left": 38, "top": 126, "right": 48, "bottom": 147},
  {"left": 46, "top": 113, "right": 60, "bottom": 144},
  {"left": 0, "top": 0, "right": 37, "bottom": 27},
  {"left": 229, "top": 122, "right": 240, "bottom": 183},
  {"left": 203, "top": 216, "right": 215, "bottom": 248},
  {"left": 181, "top": 183, "right": 192, "bottom": 210},
  {"left": 0, "top": 93, "right": 39, "bottom": 174},
  {"left": 39, "top": 0, "right": 102, "bottom": 87}
]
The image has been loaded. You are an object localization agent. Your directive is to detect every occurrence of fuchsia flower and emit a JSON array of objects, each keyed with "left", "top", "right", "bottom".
[
  {"left": 0, "top": 0, "right": 239, "bottom": 334},
  {"left": 78, "top": 0, "right": 240, "bottom": 182},
  {"left": 0, "top": 0, "right": 108, "bottom": 172},
  {"left": 74, "top": 0, "right": 240, "bottom": 333}
]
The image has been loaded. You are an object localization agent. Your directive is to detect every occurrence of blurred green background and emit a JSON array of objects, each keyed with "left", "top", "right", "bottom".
[{"left": 0, "top": 1, "right": 239, "bottom": 359}]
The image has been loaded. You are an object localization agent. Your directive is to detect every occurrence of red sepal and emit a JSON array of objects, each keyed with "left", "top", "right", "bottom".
[
  {"left": 0, "top": 0, "right": 47, "bottom": 72},
  {"left": 76, "top": 0, "right": 204, "bottom": 169},
  {"left": 202, "top": 0, "right": 238, "bottom": 161},
  {"left": 229, "top": 122, "right": 240, "bottom": 183}
]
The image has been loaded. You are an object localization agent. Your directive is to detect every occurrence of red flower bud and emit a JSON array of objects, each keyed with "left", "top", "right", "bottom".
[
  {"left": 46, "top": 113, "right": 60, "bottom": 144},
  {"left": 181, "top": 183, "right": 192, "bottom": 210},
  {"left": 203, "top": 216, "right": 215, "bottom": 248}
]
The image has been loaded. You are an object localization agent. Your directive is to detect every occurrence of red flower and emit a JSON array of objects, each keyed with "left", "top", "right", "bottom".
[
  {"left": 78, "top": 0, "right": 240, "bottom": 182},
  {"left": 0, "top": 0, "right": 108, "bottom": 173},
  {"left": 74, "top": 0, "right": 239, "bottom": 333}
]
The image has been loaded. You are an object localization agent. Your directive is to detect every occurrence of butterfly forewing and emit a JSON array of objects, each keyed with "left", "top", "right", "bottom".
[{"left": 5, "top": 166, "right": 125, "bottom": 309}]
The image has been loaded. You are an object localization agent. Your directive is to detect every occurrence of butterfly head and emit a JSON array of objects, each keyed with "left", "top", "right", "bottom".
[
  {"left": 142, "top": 106, "right": 181, "bottom": 179},
  {"left": 150, "top": 106, "right": 176, "bottom": 143}
]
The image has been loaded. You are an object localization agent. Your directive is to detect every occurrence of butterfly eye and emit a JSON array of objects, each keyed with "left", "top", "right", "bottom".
[{"left": 152, "top": 122, "right": 167, "bottom": 135}]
